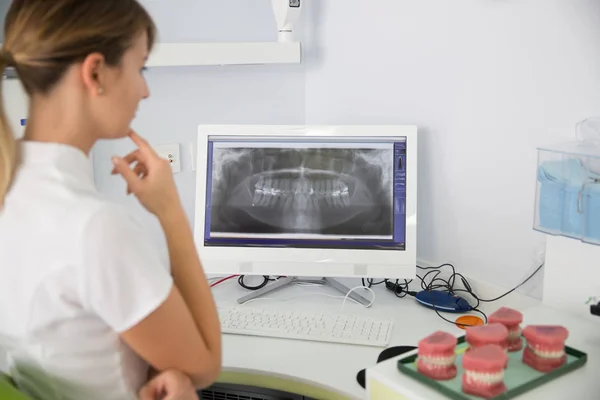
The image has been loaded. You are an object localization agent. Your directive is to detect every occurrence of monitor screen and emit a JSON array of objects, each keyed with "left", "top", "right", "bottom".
[{"left": 203, "top": 135, "right": 406, "bottom": 251}]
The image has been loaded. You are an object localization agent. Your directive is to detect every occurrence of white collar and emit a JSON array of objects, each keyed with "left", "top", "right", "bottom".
[{"left": 20, "top": 140, "right": 94, "bottom": 185}]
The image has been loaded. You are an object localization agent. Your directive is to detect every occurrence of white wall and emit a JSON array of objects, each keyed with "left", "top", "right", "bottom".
[
  {"left": 543, "top": 235, "right": 600, "bottom": 321},
  {"left": 91, "top": 0, "right": 305, "bottom": 249},
  {"left": 300, "top": 0, "right": 600, "bottom": 295},
  {"left": 9, "top": 0, "right": 598, "bottom": 296}
]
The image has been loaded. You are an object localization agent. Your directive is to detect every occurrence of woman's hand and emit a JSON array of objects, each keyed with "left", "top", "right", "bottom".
[
  {"left": 138, "top": 369, "right": 199, "bottom": 400},
  {"left": 111, "top": 131, "right": 182, "bottom": 218}
]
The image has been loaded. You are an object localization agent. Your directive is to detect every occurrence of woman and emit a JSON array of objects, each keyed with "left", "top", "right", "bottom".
[{"left": 0, "top": 1, "right": 221, "bottom": 399}]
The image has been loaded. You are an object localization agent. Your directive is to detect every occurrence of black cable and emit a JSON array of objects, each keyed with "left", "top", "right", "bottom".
[
  {"left": 416, "top": 262, "right": 544, "bottom": 307},
  {"left": 471, "top": 308, "right": 488, "bottom": 323},
  {"left": 379, "top": 261, "right": 544, "bottom": 328},
  {"left": 398, "top": 261, "right": 545, "bottom": 328},
  {"left": 384, "top": 279, "right": 412, "bottom": 298},
  {"left": 362, "top": 278, "right": 386, "bottom": 288},
  {"left": 474, "top": 263, "right": 545, "bottom": 303},
  {"left": 238, "top": 275, "right": 270, "bottom": 291}
]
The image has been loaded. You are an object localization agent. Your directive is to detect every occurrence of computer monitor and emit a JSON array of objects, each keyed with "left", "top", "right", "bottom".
[{"left": 194, "top": 125, "right": 417, "bottom": 282}]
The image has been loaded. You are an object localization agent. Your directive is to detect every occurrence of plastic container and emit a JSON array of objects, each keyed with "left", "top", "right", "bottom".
[{"left": 535, "top": 142, "right": 600, "bottom": 245}]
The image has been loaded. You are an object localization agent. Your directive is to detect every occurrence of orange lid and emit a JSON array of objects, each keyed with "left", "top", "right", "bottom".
[{"left": 455, "top": 315, "right": 484, "bottom": 330}]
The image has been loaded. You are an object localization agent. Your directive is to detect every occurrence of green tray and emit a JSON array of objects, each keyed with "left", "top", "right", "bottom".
[{"left": 397, "top": 335, "right": 587, "bottom": 400}]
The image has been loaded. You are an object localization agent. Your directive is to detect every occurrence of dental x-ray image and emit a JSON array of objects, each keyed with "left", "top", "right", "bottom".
[{"left": 208, "top": 145, "right": 394, "bottom": 237}]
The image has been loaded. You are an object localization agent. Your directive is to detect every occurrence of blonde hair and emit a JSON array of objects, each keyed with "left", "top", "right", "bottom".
[
  {"left": 0, "top": 62, "right": 15, "bottom": 205},
  {"left": 0, "top": 0, "right": 156, "bottom": 205}
]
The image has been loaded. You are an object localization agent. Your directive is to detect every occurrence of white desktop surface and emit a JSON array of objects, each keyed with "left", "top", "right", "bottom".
[
  {"left": 211, "top": 279, "right": 508, "bottom": 399},
  {"left": 366, "top": 304, "right": 600, "bottom": 400}
]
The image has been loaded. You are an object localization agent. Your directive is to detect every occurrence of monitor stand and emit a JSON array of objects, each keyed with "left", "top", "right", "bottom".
[{"left": 237, "top": 277, "right": 372, "bottom": 306}]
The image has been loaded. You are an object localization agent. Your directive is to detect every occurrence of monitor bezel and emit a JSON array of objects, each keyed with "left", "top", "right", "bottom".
[{"left": 194, "top": 125, "right": 417, "bottom": 279}]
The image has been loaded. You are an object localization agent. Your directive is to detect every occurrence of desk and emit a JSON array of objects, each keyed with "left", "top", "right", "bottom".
[
  {"left": 210, "top": 278, "right": 540, "bottom": 400},
  {"left": 366, "top": 304, "right": 600, "bottom": 399}
]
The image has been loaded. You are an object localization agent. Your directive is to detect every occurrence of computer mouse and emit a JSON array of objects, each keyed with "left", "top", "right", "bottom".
[{"left": 415, "top": 290, "right": 472, "bottom": 313}]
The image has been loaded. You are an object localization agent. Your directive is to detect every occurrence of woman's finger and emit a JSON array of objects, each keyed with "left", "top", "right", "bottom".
[
  {"left": 138, "top": 382, "right": 165, "bottom": 400},
  {"left": 112, "top": 156, "right": 140, "bottom": 194},
  {"left": 138, "top": 370, "right": 196, "bottom": 400},
  {"left": 111, "top": 149, "right": 143, "bottom": 175},
  {"left": 133, "top": 163, "right": 147, "bottom": 178},
  {"left": 128, "top": 130, "right": 156, "bottom": 156},
  {"left": 137, "top": 384, "right": 154, "bottom": 400},
  {"left": 123, "top": 149, "right": 142, "bottom": 165}
]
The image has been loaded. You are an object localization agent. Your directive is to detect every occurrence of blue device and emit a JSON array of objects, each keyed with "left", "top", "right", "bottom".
[{"left": 415, "top": 290, "right": 472, "bottom": 313}]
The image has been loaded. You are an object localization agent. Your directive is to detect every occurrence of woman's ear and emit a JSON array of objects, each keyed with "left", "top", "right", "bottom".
[{"left": 81, "top": 53, "right": 106, "bottom": 96}]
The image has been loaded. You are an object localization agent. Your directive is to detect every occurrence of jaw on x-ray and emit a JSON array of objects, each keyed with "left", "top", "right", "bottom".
[{"left": 209, "top": 147, "right": 394, "bottom": 236}]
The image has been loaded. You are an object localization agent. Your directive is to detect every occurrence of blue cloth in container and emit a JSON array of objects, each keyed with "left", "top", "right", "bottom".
[
  {"left": 537, "top": 158, "right": 600, "bottom": 243},
  {"left": 583, "top": 183, "right": 600, "bottom": 244}
]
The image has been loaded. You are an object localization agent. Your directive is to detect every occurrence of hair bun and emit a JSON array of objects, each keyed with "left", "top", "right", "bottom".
[{"left": 0, "top": 49, "right": 14, "bottom": 66}]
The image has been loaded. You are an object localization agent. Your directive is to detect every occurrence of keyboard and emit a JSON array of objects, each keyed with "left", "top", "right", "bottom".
[{"left": 218, "top": 307, "right": 393, "bottom": 347}]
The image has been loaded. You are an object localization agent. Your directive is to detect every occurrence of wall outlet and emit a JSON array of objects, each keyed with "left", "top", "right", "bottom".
[{"left": 154, "top": 143, "right": 181, "bottom": 173}]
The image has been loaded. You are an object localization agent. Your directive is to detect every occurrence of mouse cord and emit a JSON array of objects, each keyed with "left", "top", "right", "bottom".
[{"left": 341, "top": 286, "right": 376, "bottom": 312}]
